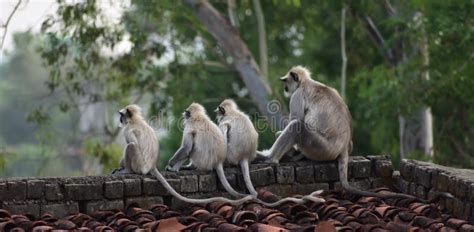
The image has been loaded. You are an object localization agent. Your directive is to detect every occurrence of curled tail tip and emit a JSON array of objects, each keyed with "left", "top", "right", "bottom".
[
  {"left": 310, "top": 190, "right": 324, "bottom": 196},
  {"left": 304, "top": 195, "right": 326, "bottom": 203},
  {"left": 257, "top": 149, "right": 271, "bottom": 157}
]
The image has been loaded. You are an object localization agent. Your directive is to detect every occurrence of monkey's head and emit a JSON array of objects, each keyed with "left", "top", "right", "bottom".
[
  {"left": 184, "top": 103, "right": 206, "bottom": 121},
  {"left": 280, "top": 65, "right": 311, "bottom": 97},
  {"left": 119, "top": 104, "right": 142, "bottom": 126},
  {"left": 215, "top": 99, "right": 237, "bottom": 122}
]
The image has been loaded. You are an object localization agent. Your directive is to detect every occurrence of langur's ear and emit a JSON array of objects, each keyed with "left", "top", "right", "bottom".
[
  {"left": 290, "top": 71, "right": 299, "bottom": 82},
  {"left": 218, "top": 106, "right": 225, "bottom": 115},
  {"left": 126, "top": 108, "right": 132, "bottom": 118}
]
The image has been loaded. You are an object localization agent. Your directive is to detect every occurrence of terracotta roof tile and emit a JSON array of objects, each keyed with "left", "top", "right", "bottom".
[{"left": 1, "top": 188, "right": 473, "bottom": 231}]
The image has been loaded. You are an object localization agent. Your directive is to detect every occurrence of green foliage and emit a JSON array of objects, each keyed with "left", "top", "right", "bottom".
[
  {"left": 84, "top": 138, "right": 123, "bottom": 173},
  {"left": 3, "top": 0, "right": 470, "bottom": 177}
]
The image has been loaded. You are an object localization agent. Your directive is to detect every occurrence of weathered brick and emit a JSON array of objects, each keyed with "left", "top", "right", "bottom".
[
  {"left": 333, "top": 180, "right": 370, "bottom": 191},
  {"left": 104, "top": 181, "right": 123, "bottom": 199},
  {"left": 294, "top": 183, "right": 329, "bottom": 195},
  {"left": 3, "top": 203, "right": 40, "bottom": 217},
  {"left": 470, "top": 184, "right": 474, "bottom": 203},
  {"left": 125, "top": 196, "right": 163, "bottom": 209},
  {"left": 199, "top": 174, "right": 216, "bottom": 192},
  {"left": 45, "top": 183, "right": 63, "bottom": 201},
  {"left": 448, "top": 176, "right": 456, "bottom": 194},
  {"left": 349, "top": 156, "right": 371, "bottom": 178},
  {"left": 375, "top": 160, "right": 393, "bottom": 179},
  {"left": 462, "top": 204, "right": 471, "bottom": 221},
  {"left": 414, "top": 166, "right": 432, "bottom": 188},
  {"left": 6, "top": 181, "right": 26, "bottom": 201},
  {"left": 41, "top": 202, "right": 79, "bottom": 218},
  {"left": 471, "top": 205, "right": 474, "bottom": 223},
  {"left": 446, "top": 198, "right": 454, "bottom": 213},
  {"left": 454, "top": 179, "right": 468, "bottom": 200},
  {"left": 436, "top": 172, "right": 450, "bottom": 192},
  {"left": 65, "top": 183, "right": 102, "bottom": 200},
  {"left": 123, "top": 178, "right": 141, "bottom": 197},
  {"left": 218, "top": 173, "right": 238, "bottom": 191},
  {"left": 84, "top": 200, "right": 124, "bottom": 214},
  {"left": 143, "top": 178, "right": 160, "bottom": 195},
  {"left": 314, "top": 163, "right": 339, "bottom": 182},
  {"left": 296, "top": 165, "right": 314, "bottom": 184},
  {"left": 431, "top": 169, "right": 440, "bottom": 188},
  {"left": 371, "top": 178, "right": 386, "bottom": 189},
  {"left": 397, "top": 178, "right": 409, "bottom": 194},
  {"left": 415, "top": 184, "right": 427, "bottom": 199},
  {"left": 249, "top": 167, "right": 275, "bottom": 187},
  {"left": 276, "top": 165, "right": 295, "bottom": 184},
  {"left": 156, "top": 178, "right": 181, "bottom": 196},
  {"left": 409, "top": 182, "right": 417, "bottom": 197},
  {"left": 453, "top": 198, "right": 465, "bottom": 219},
  {"left": 0, "top": 182, "right": 7, "bottom": 201},
  {"left": 180, "top": 175, "right": 198, "bottom": 193},
  {"left": 400, "top": 160, "right": 414, "bottom": 182},
  {"left": 27, "top": 180, "right": 45, "bottom": 199}
]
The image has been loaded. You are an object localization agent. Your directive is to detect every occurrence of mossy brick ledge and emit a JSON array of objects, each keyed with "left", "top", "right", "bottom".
[
  {"left": 397, "top": 159, "right": 474, "bottom": 222},
  {"left": 0, "top": 156, "right": 398, "bottom": 218}
]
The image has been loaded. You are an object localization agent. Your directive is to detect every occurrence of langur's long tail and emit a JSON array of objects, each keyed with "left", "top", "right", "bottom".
[
  {"left": 150, "top": 168, "right": 253, "bottom": 205},
  {"left": 254, "top": 190, "right": 325, "bottom": 208},
  {"left": 337, "top": 154, "right": 453, "bottom": 203},
  {"left": 215, "top": 163, "right": 248, "bottom": 198},
  {"left": 240, "top": 159, "right": 258, "bottom": 196}
]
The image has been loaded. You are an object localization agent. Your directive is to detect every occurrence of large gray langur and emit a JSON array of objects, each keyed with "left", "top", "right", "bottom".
[
  {"left": 115, "top": 104, "right": 253, "bottom": 205},
  {"left": 258, "top": 66, "right": 449, "bottom": 201},
  {"left": 167, "top": 103, "right": 324, "bottom": 207}
]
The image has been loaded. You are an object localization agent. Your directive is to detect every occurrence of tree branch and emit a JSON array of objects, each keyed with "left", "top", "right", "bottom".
[
  {"left": 227, "top": 0, "right": 239, "bottom": 27},
  {"left": 361, "top": 15, "right": 397, "bottom": 66},
  {"left": 252, "top": 0, "right": 268, "bottom": 79},
  {"left": 1, "top": 0, "right": 23, "bottom": 50},
  {"left": 185, "top": 0, "right": 284, "bottom": 129}
]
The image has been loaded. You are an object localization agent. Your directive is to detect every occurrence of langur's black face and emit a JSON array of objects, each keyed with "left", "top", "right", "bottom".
[
  {"left": 280, "top": 71, "right": 300, "bottom": 98},
  {"left": 183, "top": 109, "right": 191, "bottom": 120},
  {"left": 215, "top": 106, "right": 225, "bottom": 123},
  {"left": 118, "top": 108, "right": 132, "bottom": 125}
]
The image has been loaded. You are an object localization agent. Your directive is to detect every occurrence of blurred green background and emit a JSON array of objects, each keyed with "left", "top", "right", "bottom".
[{"left": 1, "top": 0, "right": 473, "bottom": 177}]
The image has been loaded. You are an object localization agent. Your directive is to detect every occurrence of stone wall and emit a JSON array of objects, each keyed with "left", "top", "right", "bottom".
[
  {"left": 0, "top": 156, "right": 394, "bottom": 218},
  {"left": 397, "top": 159, "right": 474, "bottom": 222}
]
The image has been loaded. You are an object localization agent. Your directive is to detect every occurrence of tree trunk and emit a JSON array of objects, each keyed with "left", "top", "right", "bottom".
[
  {"left": 353, "top": 5, "right": 434, "bottom": 159},
  {"left": 417, "top": 11, "right": 434, "bottom": 157},
  {"left": 185, "top": 0, "right": 283, "bottom": 130},
  {"left": 340, "top": 6, "right": 347, "bottom": 100},
  {"left": 252, "top": 0, "right": 268, "bottom": 80}
]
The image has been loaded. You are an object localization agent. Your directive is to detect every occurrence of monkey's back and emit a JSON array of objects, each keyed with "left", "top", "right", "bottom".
[
  {"left": 127, "top": 122, "right": 159, "bottom": 174},
  {"left": 300, "top": 84, "right": 352, "bottom": 159},
  {"left": 225, "top": 113, "right": 258, "bottom": 164},
  {"left": 189, "top": 120, "right": 226, "bottom": 170}
]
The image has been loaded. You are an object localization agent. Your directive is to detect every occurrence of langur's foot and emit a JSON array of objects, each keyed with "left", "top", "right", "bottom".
[
  {"left": 181, "top": 163, "right": 197, "bottom": 170},
  {"left": 112, "top": 167, "right": 130, "bottom": 175},
  {"left": 254, "top": 151, "right": 278, "bottom": 164}
]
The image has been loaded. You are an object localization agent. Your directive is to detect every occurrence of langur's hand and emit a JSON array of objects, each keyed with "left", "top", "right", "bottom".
[{"left": 166, "top": 164, "right": 181, "bottom": 172}]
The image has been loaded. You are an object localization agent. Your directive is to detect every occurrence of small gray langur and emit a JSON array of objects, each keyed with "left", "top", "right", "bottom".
[
  {"left": 116, "top": 104, "right": 253, "bottom": 205},
  {"left": 166, "top": 103, "right": 247, "bottom": 198},
  {"left": 258, "top": 66, "right": 445, "bottom": 201},
  {"left": 168, "top": 102, "right": 325, "bottom": 207},
  {"left": 215, "top": 99, "right": 259, "bottom": 196}
]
